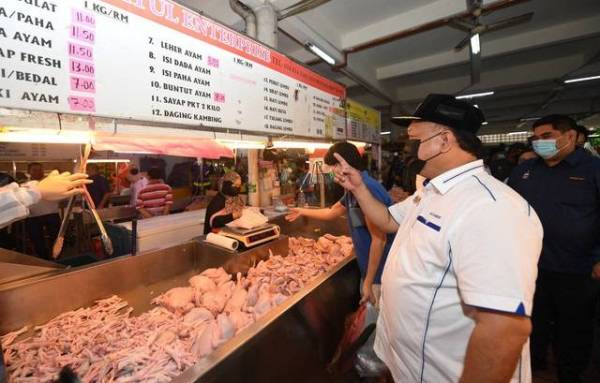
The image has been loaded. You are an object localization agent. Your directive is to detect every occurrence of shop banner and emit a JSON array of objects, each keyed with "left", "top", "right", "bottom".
[
  {"left": 345, "top": 98, "right": 381, "bottom": 143},
  {"left": 0, "top": 0, "right": 345, "bottom": 138}
]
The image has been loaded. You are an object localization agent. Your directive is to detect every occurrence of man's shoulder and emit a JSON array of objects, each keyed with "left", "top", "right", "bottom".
[
  {"left": 457, "top": 172, "right": 530, "bottom": 212},
  {"left": 363, "top": 174, "right": 391, "bottom": 202},
  {"left": 507, "top": 159, "right": 537, "bottom": 185}
]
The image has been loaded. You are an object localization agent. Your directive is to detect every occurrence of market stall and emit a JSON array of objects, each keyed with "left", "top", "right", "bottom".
[
  {"left": 0, "top": 216, "right": 359, "bottom": 382},
  {"left": 0, "top": 0, "right": 363, "bottom": 381}
]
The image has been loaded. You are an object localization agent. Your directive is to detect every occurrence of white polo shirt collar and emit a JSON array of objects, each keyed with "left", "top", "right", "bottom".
[{"left": 428, "top": 159, "right": 485, "bottom": 195}]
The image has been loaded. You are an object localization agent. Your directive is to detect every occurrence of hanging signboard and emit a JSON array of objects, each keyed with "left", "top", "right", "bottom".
[
  {"left": 0, "top": 0, "right": 345, "bottom": 138},
  {"left": 345, "top": 98, "right": 381, "bottom": 143},
  {"left": 0, "top": 142, "right": 79, "bottom": 161}
]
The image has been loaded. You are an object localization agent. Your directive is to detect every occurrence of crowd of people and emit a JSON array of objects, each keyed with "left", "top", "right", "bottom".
[
  {"left": 0, "top": 93, "right": 598, "bottom": 382},
  {"left": 328, "top": 95, "right": 600, "bottom": 383}
]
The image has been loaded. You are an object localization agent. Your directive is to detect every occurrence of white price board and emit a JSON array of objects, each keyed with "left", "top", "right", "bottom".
[
  {"left": 0, "top": 0, "right": 345, "bottom": 138},
  {"left": 0, "top": 142, "right": 79, "bottom": 161}
]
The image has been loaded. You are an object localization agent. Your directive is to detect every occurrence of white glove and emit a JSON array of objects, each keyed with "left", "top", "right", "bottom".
[{"left": 37, "top": 170, "right": 92, "bottom": 201}]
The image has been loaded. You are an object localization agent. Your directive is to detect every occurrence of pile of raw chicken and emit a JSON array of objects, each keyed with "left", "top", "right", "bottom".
[{"left": 1, "top": 235, "right": 352, "bottom": 382}]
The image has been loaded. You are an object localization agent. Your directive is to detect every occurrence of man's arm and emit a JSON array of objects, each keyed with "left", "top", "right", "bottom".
[
  {"left": 98, "top": 192, "right": 111, "bottom": 209},
  {"left": 361, "top": 215, "right": 386, "bottom": 305},
  {"left": 285, "top": 201, "right": 346, "bottom": 222},
  {"left": 460, "top": 310, "right": 531, "bottom": 383},
  {"left": 353, "top": 184, "right": 399, "bottom": 233},
  {"left": 138, "top": 207, "right": 153, "bottom": 219}
]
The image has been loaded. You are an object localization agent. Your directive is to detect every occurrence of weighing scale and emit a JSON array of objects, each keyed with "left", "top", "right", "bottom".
[{"left": 219, "top": 224, "right": 281, "bottom": 248}]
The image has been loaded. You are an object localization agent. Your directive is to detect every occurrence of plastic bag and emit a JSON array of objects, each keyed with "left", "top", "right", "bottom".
[
  {"left": 226, "top": 208, "right": 268, "bottom": 230},
  {"left": 327, "top": 303, "right": 376, "bottom": 374},
  {"left": 354, "top": 302, "right": 387, "bottom": 377}
]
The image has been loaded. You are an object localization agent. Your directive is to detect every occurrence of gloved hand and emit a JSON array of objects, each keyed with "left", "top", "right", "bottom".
[{"left": 37, "top": 170, "right": 92, "bottom": 201}]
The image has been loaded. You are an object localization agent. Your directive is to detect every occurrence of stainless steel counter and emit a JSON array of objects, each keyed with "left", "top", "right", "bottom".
[{"left": 0, "top": 216, "right": 359, "bottom": 382}]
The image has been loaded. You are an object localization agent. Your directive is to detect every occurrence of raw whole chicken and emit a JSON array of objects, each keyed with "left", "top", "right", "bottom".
[{"left": 188, "top": 275, "right": 216, "bottom": 292}]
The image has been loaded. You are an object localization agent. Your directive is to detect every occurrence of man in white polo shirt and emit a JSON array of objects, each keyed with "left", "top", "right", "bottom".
[{"left": 333, "top": 94, "right": 543, "bottom": 383}]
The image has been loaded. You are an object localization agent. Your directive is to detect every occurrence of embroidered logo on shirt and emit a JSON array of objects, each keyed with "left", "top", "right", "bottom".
[
  {"left": 569, "top": 176, "right": 585, "bottom": 181},
  {"left": 522, "top": 171, "right": 530, "bottom": 180}
]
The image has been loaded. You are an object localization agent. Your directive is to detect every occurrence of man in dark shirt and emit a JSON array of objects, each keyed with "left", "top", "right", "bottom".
[
  {"left": 86, "top": 164, "right": 111, "bottom": 208},
  {"left": 508, "top": 114, "right": 600, "bottom": 383}
]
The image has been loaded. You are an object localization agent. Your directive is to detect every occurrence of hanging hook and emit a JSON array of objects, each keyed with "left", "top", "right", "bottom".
[{"left": 56, "top": 113, "right": 63, "bottom": 133}]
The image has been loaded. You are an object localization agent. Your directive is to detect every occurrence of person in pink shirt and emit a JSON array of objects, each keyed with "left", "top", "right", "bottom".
[{"left": 136, "top": 167, "right": 172, "bottom": 219}]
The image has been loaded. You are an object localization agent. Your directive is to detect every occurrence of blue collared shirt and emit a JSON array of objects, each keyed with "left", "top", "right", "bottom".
[
  {"left": 340, "top": 171, "right": 394, "bottom": 284},
  {"left": 508, "top": 147, "right": 600, "bottom": 274}
]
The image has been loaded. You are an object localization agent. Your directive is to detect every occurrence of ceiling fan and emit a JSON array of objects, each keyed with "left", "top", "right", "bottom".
[{"left": 450, "top": 0, "right": 534, "bottom": 84}]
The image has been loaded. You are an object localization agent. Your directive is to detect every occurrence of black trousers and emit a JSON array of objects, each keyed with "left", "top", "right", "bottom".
[
  {"left": 25, "top": 213, "right": 60, "bottom": 259},
  {"left": 530, "top": 269, "right": 599, "bottom": 383}
]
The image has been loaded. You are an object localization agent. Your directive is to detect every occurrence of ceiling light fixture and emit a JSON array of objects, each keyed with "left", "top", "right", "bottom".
[
  {"left": 305, "top": 42, "right": 336, "bottom": 65},
  {"left": 507, "top": 131, "right": 529, "bottom": 136},
  {"left": 564, "top": 74, "right": 600, "bottom": 84},
  {"left": 519, "top": 117, "right": 540, "bottom": 122},
  {"left": 392, "top": 116, "right": 419, "bottom": 120},
  {"left": 348, "top": 141, "right": 367, "bottom": 148},
  {"left": 380, "top": 131, "right": 391, "bottom": 135},
  {"left": 482, "top": 121, "right": 488, "bottom": 126},
  {"left": 87, "top": 159, "right": 131, "bottom": 164},
  {"left": 217, "top": 139, "right": 266, "bottom": 150},
  {"left": 272, "top": 140, "right": 332, "bottom": 150},
  {"left": 456, "top": 91, "right": 494, "bottom": 99},
  {"left": 0, "top": 128, "right": 93, "bottom": 144},
  {"left": 470, "top": 34, "right": 481, "bottom": 55}
]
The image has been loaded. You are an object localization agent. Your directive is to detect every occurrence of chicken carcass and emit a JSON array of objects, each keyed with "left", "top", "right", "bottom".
[
  {"left": 153, "top": 287, "right": 194, "bottom": 314},
  {"left": 183, "top": 307, "right": 214, "bottom": 325},
  {"left": 188, "top": 275, "right": 216, "bottom": 292},
  {"left": 191, "top": 323, "right": 214, "bottom": 358}
]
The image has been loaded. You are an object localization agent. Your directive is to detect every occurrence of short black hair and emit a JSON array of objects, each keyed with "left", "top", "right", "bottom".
[
  {"left": 576, "top": 124, "right": 589, "bottom": 140},
  {"left": 324, "top": 142, "right": 366, "bottom": 171},
  {"left": 147, "top": 167, "right": 161, "bottom": 180},
  {"left": 449, "top": 128, "right": 482, "bottom": 158},
  {"left": 0, "top": 172, "right": 16, "bottom": 187},
  {"left": 28, "top": 162, "right": 42, "bottom": 171},
  {"left": 533, "top": 114, "right": 577, "bottom": 133}
]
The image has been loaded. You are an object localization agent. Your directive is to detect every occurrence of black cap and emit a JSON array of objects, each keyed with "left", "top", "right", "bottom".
[{"left": 410, "top": 94, "right": 485, "bottom": 134}]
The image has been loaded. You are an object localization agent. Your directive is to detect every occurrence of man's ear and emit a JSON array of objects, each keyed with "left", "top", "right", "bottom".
[
  {"left": 441, "top": 130, "right": 454, "bottom": 154},
  {"left": 566, "top": 129, "right": 578, "bottom": 144}
]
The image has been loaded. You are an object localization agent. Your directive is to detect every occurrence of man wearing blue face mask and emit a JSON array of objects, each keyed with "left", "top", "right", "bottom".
[{"left": 508, "top": 114, "right": 600, "bottom": 383}]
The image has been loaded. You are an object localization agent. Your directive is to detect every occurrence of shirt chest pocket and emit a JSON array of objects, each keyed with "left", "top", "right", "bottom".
[
  {"left": 406, "top": 213, "right": 448, "bottom": 274},
  {"left": 558, "top": 179, "right": 597, "bottom": 206},
  {"left": 410, "top": 212, "right": 445, "bottom": 252}
]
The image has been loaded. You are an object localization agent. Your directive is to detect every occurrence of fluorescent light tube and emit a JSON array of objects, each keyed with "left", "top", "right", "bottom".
[
  {"left": 470, "top": 34, "right": 480, "bottom": 55},
  {"left": 0, "top": 129, "right": 93, "bottom": 144},
  {"left": 564, "top": 75, "right": 600, "bottom": 84},
  {"left": 380, "top": 131, "right": 391, "bottom": 135},
  {"left": 272, "top": 140, "right": 332, "bottom": 150},
  {"left": 87, "top": 159, "right": 131, "bottom": 163},
  {"left": 508, "top": 131, "right": 529, "bottom": 136},
  {"left": 217, "top": 139, "right": 265, "bottom": 149},
  {"left": 348, "top": 141, "right": 367, "bottom": 148},
  {"left": 456, "top": 91, "right": 494, "bottom": 99},
  {"left": 306, "top": 43, "right": 336, "bottom": 65}
]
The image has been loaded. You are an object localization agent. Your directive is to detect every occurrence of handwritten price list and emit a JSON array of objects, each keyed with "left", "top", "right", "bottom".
[{"left": 67, "top": 8, "right": 95, "bottom": 112}]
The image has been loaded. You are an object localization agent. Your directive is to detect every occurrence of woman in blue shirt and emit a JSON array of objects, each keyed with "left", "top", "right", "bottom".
[{"left": 286, "top": 142, "right": 394, "bottom": 305}]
